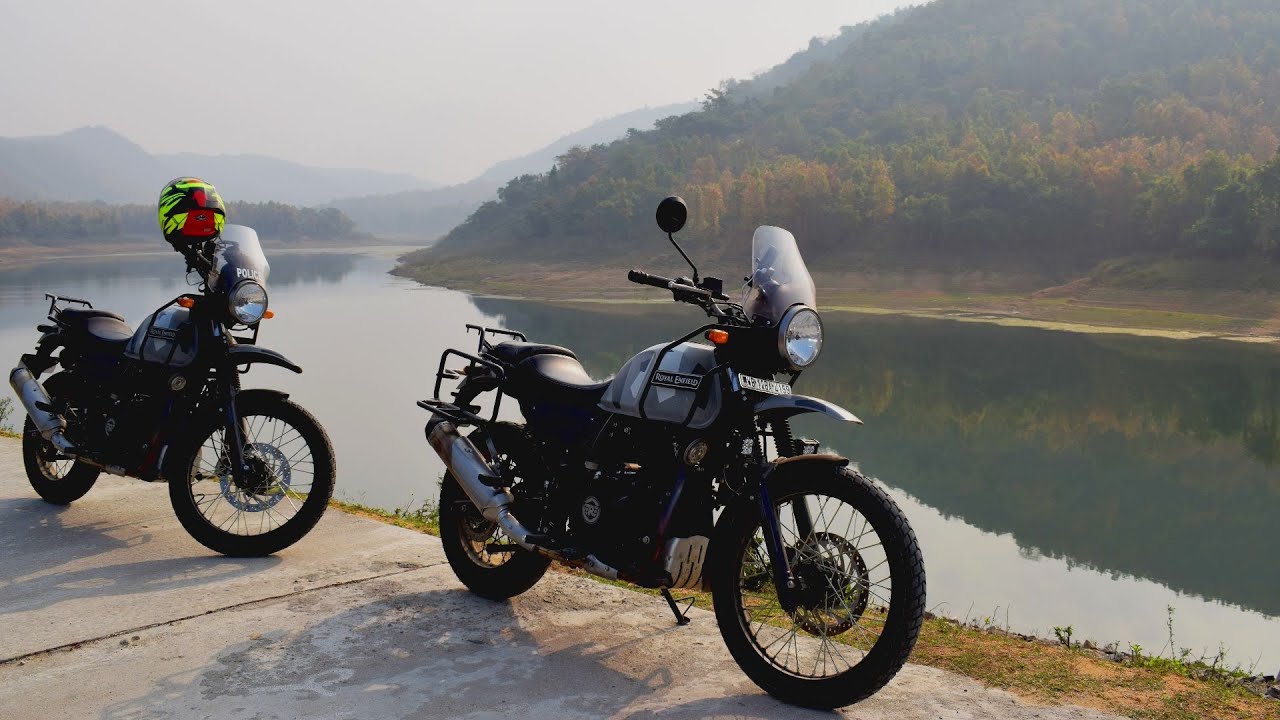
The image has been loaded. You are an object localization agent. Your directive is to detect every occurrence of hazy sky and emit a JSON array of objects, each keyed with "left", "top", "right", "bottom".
[{"left": 1, "top": 1, "right": 905, "bottom": 184}]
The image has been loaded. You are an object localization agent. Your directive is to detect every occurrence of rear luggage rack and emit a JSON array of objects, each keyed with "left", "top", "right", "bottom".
[
  {"left": 419, "top": 324, "right": 529, "bottom": 426},
  {"left": 420, "top": 348, "right": 508, "bottom": 425},
  {"left": 415, "top": 399, "right": 489, "bottom": 427},
  {"left": 465, "top": 323, "right": 526, "bottom": 353},
  {"left": 44, "top": 293, "right": 93, "bottom": 318}
]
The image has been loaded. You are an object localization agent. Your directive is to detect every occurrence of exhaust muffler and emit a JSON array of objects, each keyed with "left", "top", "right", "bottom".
[
  {"left": 426, "top": 419, "right": 539, "bottom": 550},
  {"left": 9, "top": 364, "right": 75, "bottom": 455},
  {"left": 425, "top": 418, "right": 624, "bottom": 582}
]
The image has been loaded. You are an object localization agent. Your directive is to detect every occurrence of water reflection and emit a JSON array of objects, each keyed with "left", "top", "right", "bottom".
[
  {"left": 0, "top": 254, "right": 1275, "bottom": 665},
  {"left": 476, "top": 298, "right": 1280, "bottom": 619},
  {"left": 0, "top": 251, "right": 357, "bottom": 305}
]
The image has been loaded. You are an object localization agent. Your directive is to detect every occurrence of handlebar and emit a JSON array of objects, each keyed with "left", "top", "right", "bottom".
[
  {"left": 628, "top": 269, "right": 716, "bottom": 302},
  {"left": 627, "top": 269, "right": 672, "bottom": 289}
]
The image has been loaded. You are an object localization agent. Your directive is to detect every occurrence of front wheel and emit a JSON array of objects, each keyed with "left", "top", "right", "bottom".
[
  {"left": 168, "top": 390, "right": 335, "bottom": 557},
  {"left": 710, "top": 465, "right": 925, "bottom": 709}
]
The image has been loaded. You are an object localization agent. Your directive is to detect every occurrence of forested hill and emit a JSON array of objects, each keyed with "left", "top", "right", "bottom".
[
  {"left": 413, "top": 0, "right": 1280, "bottom": 275},
  {"left": 0, "top": 199, "right": 364, "bottom": 247}
]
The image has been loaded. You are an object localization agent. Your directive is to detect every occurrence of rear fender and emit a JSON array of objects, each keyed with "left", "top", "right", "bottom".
[{"left": 21, "top": 331, "right": 66, "bottom": 376}]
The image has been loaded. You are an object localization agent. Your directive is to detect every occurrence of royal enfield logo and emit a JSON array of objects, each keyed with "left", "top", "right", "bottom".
[
  {"left": 651, "top": 371, "right": 701, "bottom": 390},
  {"left": 147, "top": 327, "right": 178, "bottom": 340},
  {"left": 581, "top": 496, "right": 601, "bottom": 525},
  {"left": 236, "top": 268, "right": 264, "bottom": 281}
]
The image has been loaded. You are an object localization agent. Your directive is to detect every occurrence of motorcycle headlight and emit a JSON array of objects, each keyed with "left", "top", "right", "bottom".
[
  {"left": 778, "top": 305, "right": 823, "bottom": 371},
  {"left": 229, "top": 280, "right": 268, "bottom": 325}
]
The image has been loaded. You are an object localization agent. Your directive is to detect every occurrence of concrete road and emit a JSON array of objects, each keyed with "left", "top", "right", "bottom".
[{"left": 0, "top": 437, "right": 1120, "bottom": 719}]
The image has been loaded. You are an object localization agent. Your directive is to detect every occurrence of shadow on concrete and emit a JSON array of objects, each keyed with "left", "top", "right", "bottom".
[
  {"left": 0, "top": 555, "right": 281, "bottom": 615},
  {"left": 101, "top": 585, "right": 835, "bottom": 720},
  {"left": 0, "top": 496, "right": 143, "bottom": 562},
  {"left": 0, "top": 496, "right": 280, "bottom": 616}
]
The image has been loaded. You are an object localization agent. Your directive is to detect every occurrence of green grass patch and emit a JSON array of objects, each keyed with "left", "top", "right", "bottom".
[
  {"left": 0, "top": 397, "right": 18, "bottom": 438},
  {"left": 329, "top": 497, "right": 440, "bottom": 535}
]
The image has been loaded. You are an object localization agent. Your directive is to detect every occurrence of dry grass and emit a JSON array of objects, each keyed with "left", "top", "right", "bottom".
[{"left": 914, "top": 620, "right": 1276, "bottom": 720}]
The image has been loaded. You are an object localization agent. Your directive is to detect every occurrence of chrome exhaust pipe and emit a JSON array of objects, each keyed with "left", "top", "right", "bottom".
[
  {"left": 9, "top": 364, "right": 75, "bottom": 455},
  {"left": 425, "top": 417, "right": 625, "bottom": 582},
  {"left": 426, "top": 419, "right": 539, "bottom": 550}
]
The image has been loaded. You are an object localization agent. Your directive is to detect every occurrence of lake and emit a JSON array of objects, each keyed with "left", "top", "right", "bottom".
[{"left": 1, "top": 247, "right": 1277, "bottom": 671}]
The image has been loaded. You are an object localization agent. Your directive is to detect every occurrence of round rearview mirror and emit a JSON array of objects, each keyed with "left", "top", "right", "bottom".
[{"left": 656, "top": 196, "right": 688, "bottom": 234}]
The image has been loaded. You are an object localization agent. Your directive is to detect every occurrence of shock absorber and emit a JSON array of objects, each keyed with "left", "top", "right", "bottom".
[
  {"left": 773, "top": 418, "right": 797, "bottom": 458},
  {"left": 771, "top": 417, "right": 816, "bottom": 542}
]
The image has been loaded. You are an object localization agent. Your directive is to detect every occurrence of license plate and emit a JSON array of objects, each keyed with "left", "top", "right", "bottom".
[{"left": 739, "top": 374, "right": 792, "bottom": 396}]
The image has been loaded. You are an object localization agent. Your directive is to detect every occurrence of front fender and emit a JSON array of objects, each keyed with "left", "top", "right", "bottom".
[
  {"left": 227, "top": 345, "right": 302, "bottom": 374},
  {"left": 753, "top": 393, "right": 862, "bottom": 424},
  {"left": 767, "top": 452, "right": 850, "bottom": 478}
]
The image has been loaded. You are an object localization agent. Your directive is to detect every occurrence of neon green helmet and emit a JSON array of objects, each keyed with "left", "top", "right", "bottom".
[{"left": 158, "top": 177, "right": 226, "bottom": 247}]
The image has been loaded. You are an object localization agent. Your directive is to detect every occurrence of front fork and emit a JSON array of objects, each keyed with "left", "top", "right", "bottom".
[
  {"left": 752, "top": 430, "right": 814, "bottom": 609},
  {"left": 221, "top": 373, "right": 251, "bottom": 487},
  {"left": 751, "top": 464, "right": 815, "bottom": 614}
]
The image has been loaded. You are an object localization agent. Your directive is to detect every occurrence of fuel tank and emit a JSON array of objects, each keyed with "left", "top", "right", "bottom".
[
  {"left": 125, "top": 306, "right": 198, "bottom": 367},
  {"left": 598, "top": 341, "right": 723, "bottom": 429}
]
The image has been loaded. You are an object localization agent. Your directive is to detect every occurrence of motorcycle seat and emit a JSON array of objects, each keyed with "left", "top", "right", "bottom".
[
  {"left": 488, "top": 341, "right": 577, "bottom": 365},
  {"left": 508, "top": 353, "right": 610, "bottom": 407},
  {"left": 59, "top": 308, "right": 134, "bottom": 349}
]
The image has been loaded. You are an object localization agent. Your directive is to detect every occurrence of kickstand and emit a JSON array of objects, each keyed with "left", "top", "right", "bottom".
[{"left": 661, "top": 588, "right": 693, "bottom": 626}]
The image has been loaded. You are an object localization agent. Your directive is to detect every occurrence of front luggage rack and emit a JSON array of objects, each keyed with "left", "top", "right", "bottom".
[{"left": 137, "top": 294, "right": 201, "bottom": 365}]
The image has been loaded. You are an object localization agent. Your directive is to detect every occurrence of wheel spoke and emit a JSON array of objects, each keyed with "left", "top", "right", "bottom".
[
  {"left": 183, "top": 410, "right": 317, "bottom": 538},
  {"left": 734, "top": 488, "right": 899, "bottom": 680}
]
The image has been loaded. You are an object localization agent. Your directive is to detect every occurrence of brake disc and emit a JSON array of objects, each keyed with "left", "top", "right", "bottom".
[
  {"left": 218, "top": 442, "right": 291, "bottom": 512},
  {"left": 790, "top": 531, "right": 870, "bottom": 636}
]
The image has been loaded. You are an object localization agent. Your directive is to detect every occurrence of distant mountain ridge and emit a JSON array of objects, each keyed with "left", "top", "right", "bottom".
[
  {"left": 0, "top": 126, "right": 440, "bottom": 206},
  {"left": 0, "top": 101, "right": 700, "bottom": 239},
  {"left": 475, "top": 102, "right": 700, "bottom": 185},
  {"left": 330, "top": 101, "right": 699, "bottom": 238}
]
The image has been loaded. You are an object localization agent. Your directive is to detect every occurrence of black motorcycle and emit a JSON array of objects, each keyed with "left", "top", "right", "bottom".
[
  {"left": 420, "top": 197, "right": 925, "bottom": 708},
  {"left": 9, "top": 225, "right": 335, "bottom": 557}
]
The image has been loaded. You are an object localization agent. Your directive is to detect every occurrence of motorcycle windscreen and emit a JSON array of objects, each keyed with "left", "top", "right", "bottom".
[
  {"left": 210, "top": 224, "right": 270, "bottom": 292},
  {"left": 740, "top": 226, "right": 816, "bottom": 324}
]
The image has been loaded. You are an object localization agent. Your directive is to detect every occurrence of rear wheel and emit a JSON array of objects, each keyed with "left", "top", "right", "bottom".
[
  {"left": 20, "top": 373, "right": 99, "bottom": 505},
  {"left": 710, "top": 465, "right": 925, "bottom": 709},
  {"left": 22, "top": 416, "right": 100, "bottom": 505},
  {"left": 168, "top": 390, "right": 335, "bottom": 557},
  {"left": 439, "top": 429, "right": 550, "bottom": 600}
]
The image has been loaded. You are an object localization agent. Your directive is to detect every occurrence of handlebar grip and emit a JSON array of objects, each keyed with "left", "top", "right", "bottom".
[{"left": 628, "top": 269, "right": 673, "bottom": 289}]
